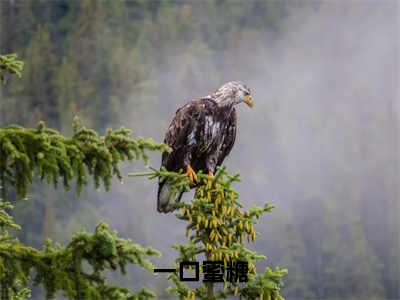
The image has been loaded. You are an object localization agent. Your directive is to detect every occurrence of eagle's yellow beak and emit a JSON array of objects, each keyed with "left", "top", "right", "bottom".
[{"left": 243, "top": 95, "right": 254, "bottom": 108}]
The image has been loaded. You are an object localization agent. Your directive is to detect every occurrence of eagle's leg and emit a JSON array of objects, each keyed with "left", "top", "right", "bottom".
[
  {"left": 206, "top": 171, "right": 214, "bottom": 189},
  {"left": 206, "top": 156, "right": 217, "bottom": 187},
  {"left": 183, "top": 164, "right": 198, "bottom": 184}
]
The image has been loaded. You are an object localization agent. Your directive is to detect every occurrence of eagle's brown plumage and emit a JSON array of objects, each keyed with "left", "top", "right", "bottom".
[{"left": 157, "top": 81, "right": 253, "bottom": 213}]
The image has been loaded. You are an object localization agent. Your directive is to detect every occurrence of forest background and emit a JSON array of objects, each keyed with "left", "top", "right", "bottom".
[{"left": 0, "top": 1, "right": 398, "bottom": 299}]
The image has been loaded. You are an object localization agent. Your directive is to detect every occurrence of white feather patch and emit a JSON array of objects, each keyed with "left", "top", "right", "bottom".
[
  {"left": 212, "top": 122, "right": 220, "bottom": 138},
  {"left": 188, "top": 130, "right": 196, "bottom": 145},
  {"left": 206, "top": 116, "right": 220, "bottom": 138}
]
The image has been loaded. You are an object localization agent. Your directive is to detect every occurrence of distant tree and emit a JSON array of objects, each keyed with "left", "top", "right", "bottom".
[
  {"left": 16, "top": 26, "right": 58, "bottom": 127},
  {"left": 55, "top": 56, "right": 86, "bottom": 135},
  {"left": 0, "top": 1, "right": 36, "bottom": 53}
]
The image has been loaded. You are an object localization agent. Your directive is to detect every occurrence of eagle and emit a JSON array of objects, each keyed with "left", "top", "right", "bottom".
[{"left": 157, "top": 81, "right": 253, "bottom": 213}]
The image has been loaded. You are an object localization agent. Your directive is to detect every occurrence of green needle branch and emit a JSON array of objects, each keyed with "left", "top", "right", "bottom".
[
  {"left": 0, "top": 53, "right": 24, "bottom": 82},
  {"left": 0, "top": 118, "right": 170, "bottom": 199}
]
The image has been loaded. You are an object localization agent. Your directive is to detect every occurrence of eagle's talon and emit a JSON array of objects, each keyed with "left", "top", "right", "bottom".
[{"left": 184, "top": 164, "right": 197, "bottom": 184}]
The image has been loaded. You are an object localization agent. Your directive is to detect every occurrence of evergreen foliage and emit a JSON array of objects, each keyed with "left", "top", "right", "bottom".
[
  {"left": 0, "top": 204, "right": 160, "bottom": 299},
  {"left": 0, "top": 54, "right": 24, "bottom": 82},
  {"left": 0, "top": 116, "right": 167, "bottom": 299},
  {"left": 0, "top": 117, "right": 169, "bottom": 199},
  {"left": 130, "top": 167, "right": 287, "bottom": 299}
]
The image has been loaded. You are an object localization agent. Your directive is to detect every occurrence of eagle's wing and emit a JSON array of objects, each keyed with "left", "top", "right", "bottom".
[
  {"left": 217, "top": 108, "right": 237, "bottom": 166},
  {"left": 161, "top": 100, "right": 202, "bottom": 171},
  {"left": 158, "top": 100, "right": 202, "bottom": 213}
]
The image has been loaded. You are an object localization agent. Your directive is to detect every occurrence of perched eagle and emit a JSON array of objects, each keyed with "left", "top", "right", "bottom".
[{"left": 157, "top": 81, "right": 253, "bottom": 213}]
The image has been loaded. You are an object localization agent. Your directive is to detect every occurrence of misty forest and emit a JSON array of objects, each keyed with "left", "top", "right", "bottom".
[{"left": 0, "top": 1, "right": 399, "bottom": 299}]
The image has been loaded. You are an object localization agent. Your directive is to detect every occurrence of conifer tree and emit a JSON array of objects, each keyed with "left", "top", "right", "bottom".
[{"left": 130, "top": 167, "right": 287, "bottom": 299}]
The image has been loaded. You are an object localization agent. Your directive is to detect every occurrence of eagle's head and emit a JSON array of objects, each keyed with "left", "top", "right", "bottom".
[{"left": 212, "top": 81, "right": 254, "bottom": 108}]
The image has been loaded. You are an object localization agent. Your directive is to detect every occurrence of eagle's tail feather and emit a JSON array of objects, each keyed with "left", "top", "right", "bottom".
[{"left": 157, "top": 179, "right": 183, "bottom": 213}]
